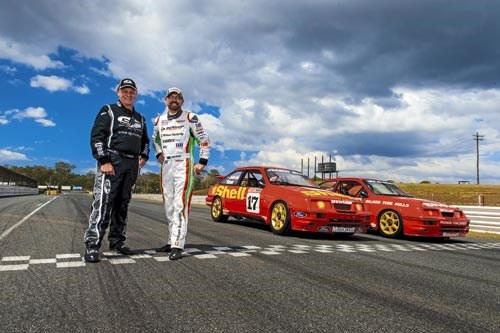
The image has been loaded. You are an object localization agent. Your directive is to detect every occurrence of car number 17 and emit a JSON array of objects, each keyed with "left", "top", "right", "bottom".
[{"left": 246, "top": 193, "right": 260, "bottom": 213}]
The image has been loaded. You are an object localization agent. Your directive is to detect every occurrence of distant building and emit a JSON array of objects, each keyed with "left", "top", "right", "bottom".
[{"left": 0, "top": 166, "right": 38, "bottom": 196}]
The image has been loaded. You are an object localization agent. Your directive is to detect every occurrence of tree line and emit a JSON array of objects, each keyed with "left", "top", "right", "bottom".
[{"left": 6, "top": 162, "right": 220, "bottom": 194}]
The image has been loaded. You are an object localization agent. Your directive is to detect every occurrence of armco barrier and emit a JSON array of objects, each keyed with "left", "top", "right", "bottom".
[
  {"left": 457, "top": 205, "right": 500, "bottom": 234},
  {"left": 0, "top": 185, "right": 38, "bottom": 197}
]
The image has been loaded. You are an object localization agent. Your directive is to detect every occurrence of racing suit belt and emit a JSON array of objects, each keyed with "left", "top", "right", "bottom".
[
  {"left": 108, "top": 149, "right": 138, "bottom": 159},
  {"left": 163, "top": 153, "right": 190, "bottom": 160}
]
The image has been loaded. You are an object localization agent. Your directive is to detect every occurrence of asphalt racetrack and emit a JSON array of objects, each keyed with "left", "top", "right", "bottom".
[{"left": 1, "top": 193, "right": 499, "bottom": 333}]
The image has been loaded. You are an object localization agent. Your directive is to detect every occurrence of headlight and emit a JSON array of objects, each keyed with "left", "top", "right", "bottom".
[{"left": 423, "top": 209, "right": 439, "bottom": 216}]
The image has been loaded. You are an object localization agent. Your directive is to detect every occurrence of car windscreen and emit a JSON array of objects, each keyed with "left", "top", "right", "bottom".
[
  {"left": 266, "top": 168, "right": 318, "bottom": 188},
  {"left": 364, "top": 180, "right": 412, "bottom": 197}
]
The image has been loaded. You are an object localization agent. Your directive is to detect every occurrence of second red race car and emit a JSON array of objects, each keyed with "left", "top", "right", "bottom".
[
  {"left": 205, "top": 166, "right": 370, "bottom": 236},
  {"left": 319, "top": 177, "right": 470, "bottom": 238}
]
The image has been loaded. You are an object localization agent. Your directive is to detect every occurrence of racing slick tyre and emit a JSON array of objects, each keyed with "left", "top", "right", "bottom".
[
  {"left": 378, "top": 209, "right": 403, "bottom": 238},
  {"left": 270, "top": 201, "right": 291, "bottom": 235},
  {"left": 211, "top": 196, "right": 229, "bottom": 222}
]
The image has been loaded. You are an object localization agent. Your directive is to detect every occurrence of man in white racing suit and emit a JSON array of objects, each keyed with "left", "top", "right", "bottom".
[{"left": 152, "top": 87, "right": 210, "bottom": 260}]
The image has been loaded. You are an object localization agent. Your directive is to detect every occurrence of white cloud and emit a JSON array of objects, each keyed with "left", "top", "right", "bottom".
[
  {"left": 74, "top": 84, "right": 90, "bottom": 94},
  {"left": 0, "top": 39, "right": 64, "bottom": 70},
  {"left": 0, "top": 148, "right": 28, "bottom": 161},
  {"left": 5, "top": 107, "right": 56, "bottom": 127},
  {"left": 0, "top": 64, "right": 17, "bottom": 74},
  {"left": 30, "top": 75, "right": 72, "bottom": 92},
  {"left": 30, "top": 75, "right": 90, "bottom": 94},
  {"left": 34, "top": 118, "right": 56, "bottom": 127},
  {"left": 12, "top": 107, "right": 47, "bottom": 120}
]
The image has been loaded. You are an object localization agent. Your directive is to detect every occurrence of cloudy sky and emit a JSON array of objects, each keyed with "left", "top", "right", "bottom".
[{"left": 1, "top": 0, "right": 499, "bottom": 184}]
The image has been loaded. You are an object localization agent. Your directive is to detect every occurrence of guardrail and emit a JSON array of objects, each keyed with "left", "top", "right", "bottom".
[
  {"left": 457, "top": 205, "right": 500, "bottom": 234},
  {"left": 0, "top": 185, "right": 39, "bottom": 197}
]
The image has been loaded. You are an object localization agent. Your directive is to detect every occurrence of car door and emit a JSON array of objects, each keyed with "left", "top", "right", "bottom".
[
  {"left": 217, "top": 170, "right": 246, "bottom": 214},
  {"left": 239, "top": 170, "right": 265, "bottom": 219}
]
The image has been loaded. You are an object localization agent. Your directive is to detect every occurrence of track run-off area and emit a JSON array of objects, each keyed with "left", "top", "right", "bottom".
[{"left": 1, "top": 193, "right": 499, "bottom": 333}]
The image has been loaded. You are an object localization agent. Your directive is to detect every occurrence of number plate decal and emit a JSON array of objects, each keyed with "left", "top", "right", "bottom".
[{"left": 246, "top": 193, "right": 261, "bottom": 213}]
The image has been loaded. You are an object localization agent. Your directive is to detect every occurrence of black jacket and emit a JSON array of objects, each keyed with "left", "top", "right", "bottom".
[{"left": 90, "top": 101, "right": 150, "bottom": 164}]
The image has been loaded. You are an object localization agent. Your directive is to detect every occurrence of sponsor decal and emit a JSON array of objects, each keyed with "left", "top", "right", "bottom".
[
  {"left": 441, "top": 221, "right": 467, "bottom": 225},
  {"left": 267, "top": 168, "right": 302, "bottom": 175},
  {"left": 318, "top": 226, "right": 331, "bottom": 232},
  {"left": 422, "top": 202, "right": 451, "bottom": 208},
  {"left": 365, "top": 199, "right": 409, "bottom": 208},
  {"left": 442, "top": 232, "right": 460, "bottom": 237},
  {"left": 332, "top": 226, "right": 355, "bottom": 233},
  {"left": 117, "top": 116, "right": 142, "bottom": 129},
  {"left": 176, "top": 142, "right": 183, "bottom": 148},
  {"left": 211, "top": 185, "right": 247, "bottom": 200},
  {"left": 331, "top": 199, "right": 354, "bottom": 205},
  {"left": 104, "top": 179, "right": 111, "bottom": 194},
  {"left": 301, "top": 190, "right": 347, "bottom": 198},
  {"left": 294, "top": 211, "right": 307, "bottom": 218}
]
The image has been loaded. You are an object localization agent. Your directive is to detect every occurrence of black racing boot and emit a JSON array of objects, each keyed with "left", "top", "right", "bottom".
[
  {"left": 169, "top": 248, "right": 183, "bottom": 260},
  {"left": 84, "top": 244, "right": 101, "bottom": 263},
  {"left": 110, "top": 242, "right": 134, "bottom": 255},
  {"left": 156, "top": 244, "right": 171, "bottom": 253}
]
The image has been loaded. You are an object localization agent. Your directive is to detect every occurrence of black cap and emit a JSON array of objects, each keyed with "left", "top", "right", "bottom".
[
  {"left": 117, "top": 78, "right": 137, "bottom": 91},
  {"left": 166, "top": 87, "right": 183, "bottom": 97}
]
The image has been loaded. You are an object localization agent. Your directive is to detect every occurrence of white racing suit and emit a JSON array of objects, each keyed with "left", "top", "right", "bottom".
[{"left": 152, "top": 109, "right": 210, "bottom": 249}]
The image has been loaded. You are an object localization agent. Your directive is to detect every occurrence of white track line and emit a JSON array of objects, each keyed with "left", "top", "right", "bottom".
[{"left": 0, "top": 196, "right": 58, "bottom": 241}]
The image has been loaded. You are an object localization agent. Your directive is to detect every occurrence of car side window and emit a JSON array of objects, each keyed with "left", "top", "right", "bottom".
[
  {"left": 241, "top": 171, "right": 264, "bottom": 188},
  {"left": 251, "top": 171, "right": 264, "bottom": 188},
  {"left": 347, "top": 182, "right": 362, "bottom": 196},
  {"left": 221, "top": 171, "right": 243, "bottom": 185}
]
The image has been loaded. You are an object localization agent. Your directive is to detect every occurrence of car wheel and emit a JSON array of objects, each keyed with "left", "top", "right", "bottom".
[
  {"left": 211, "top": 196, "right": 228, "bottom": 222},
  {"left": 378, "top": 210, "right": 403, "bottom": 238},
  {"left": 270, "top": 201, "right": 291, "bottom": 235}
]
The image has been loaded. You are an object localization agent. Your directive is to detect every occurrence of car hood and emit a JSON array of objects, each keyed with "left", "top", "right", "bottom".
[
  {"left": 367, "top": 195, "right": 460, "bottom": 211},
  {"left": 285, "top": 186, "right": 363, "bottom": 202},
  {"left": 412, "top": 198, "right": 461, "bottom": 210}
]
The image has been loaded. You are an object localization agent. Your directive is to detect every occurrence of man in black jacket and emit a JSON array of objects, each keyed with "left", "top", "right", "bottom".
[{"left": 84, "top": 78, "right": 150, "bottom": 263}]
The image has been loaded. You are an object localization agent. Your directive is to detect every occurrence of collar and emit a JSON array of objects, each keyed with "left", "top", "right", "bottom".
[
  {"left": 117, "top": 100, "right": 135, "bottom": 113},
  {"left": 167, "top": 109, "right": 183, "bottom": 120}
]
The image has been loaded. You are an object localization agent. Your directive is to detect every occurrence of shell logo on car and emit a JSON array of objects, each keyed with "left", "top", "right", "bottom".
[{"left": 211, "top": 185, "right": 247, "bottom": 200}]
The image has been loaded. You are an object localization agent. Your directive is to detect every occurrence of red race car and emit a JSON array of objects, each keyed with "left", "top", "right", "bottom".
[
  {"left": 319, "top": 177, "right": 470, "bottom": 238},
  {"left": 205, "top": 166, "right": 370, "bottom": 236}
]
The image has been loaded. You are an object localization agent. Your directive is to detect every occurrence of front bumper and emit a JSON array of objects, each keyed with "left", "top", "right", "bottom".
[{"left": 290, "top": 210, "right": 370, "bottom": 233}]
